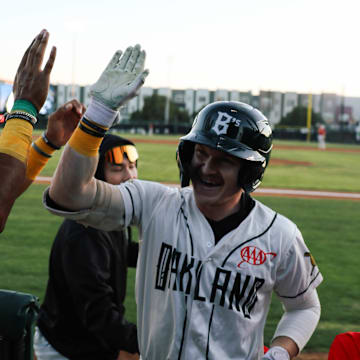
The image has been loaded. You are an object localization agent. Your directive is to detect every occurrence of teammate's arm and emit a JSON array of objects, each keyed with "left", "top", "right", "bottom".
[
  {"left": 20, "top": 99, "right": 85, "bottom": 194},
  {"left": 0, "top": 29, "right": 55, "bottom": 232},
  {"left": 48, "top": 45, "right": 148, "bottom": 213}
]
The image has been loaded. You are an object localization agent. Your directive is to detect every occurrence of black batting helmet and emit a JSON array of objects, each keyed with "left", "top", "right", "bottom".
[{"left": 177, "top": 101, "right": 273, "bottom": 193}]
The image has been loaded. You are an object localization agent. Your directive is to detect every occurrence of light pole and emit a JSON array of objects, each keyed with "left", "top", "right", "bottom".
[{"left": 306, "top": 93, "right": 312, "bottom": 142}]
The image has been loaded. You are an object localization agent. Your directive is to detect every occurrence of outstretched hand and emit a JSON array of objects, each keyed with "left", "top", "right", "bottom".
[
  {"left": 90, "top": 44, "right": 149, "bottom": 110},
  {"left": 13, "top": 29, "right": 56, "bottom": 111},
  {"left": 45, "top": 99, "right": 86, "bottom": 148}
]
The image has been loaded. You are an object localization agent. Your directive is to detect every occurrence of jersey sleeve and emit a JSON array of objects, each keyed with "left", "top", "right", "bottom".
[
  {"left": 119, "top": 180, "right": 176, "bottom": 229},
  {"left": 274, "top": 226, "right": 323, "bottom": 302}
]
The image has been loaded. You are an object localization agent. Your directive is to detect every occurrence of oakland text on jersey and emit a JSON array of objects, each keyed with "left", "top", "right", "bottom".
[{"left": 155, "top": 242, "right": 265, "bottom": 319}]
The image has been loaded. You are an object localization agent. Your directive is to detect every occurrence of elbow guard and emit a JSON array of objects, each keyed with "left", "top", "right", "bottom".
[
  {"left": 273, "top": 290, "right": 321, "bottom": 351},
  {"left": 43, "top": 179, "right": 126, "bottom": 231}
]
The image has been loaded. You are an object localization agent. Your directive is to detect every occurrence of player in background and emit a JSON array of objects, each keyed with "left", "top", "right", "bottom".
[
  {"left": 34, "top": 134, "right": 140, "bottom": 360},
  {"left": 317, "top": 124, "right": 326, "bottom": 149},
  {"left": 43, "top": 46, "right": 322, "bottom": 360},
  {"left": 0, "top": 29, "right": 84, "bottom": 233}
]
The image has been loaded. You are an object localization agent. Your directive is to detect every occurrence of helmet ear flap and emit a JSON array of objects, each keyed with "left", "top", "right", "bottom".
[
  {"left": 238, "top": 161, "right": 266, "bottom": 193},
  {"left": 177, "top": 141, "right": 195, "bottom": 187}
]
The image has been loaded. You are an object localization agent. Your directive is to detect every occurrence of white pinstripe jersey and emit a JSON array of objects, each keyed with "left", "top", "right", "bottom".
[{"left": 119, "top": 180, "right": 323, "bottom": 360}]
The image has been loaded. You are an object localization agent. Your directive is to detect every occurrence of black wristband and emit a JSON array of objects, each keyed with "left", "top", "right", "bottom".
[
  {"left": 32, "top": 142, "right": 52, "bottom": 158},
  {"left": 81, "top": 116, "right": 107, "bottom": 135},
  {"left": 79, "top": 123, "right": 105, "bottom": 138},
  {"left": 42, "top": 132, "right": 61, "bottom": 150}
]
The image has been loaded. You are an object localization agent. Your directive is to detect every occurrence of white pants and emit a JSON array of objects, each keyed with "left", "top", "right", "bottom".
[
  {"left": 317, "top": 134, "right": 326, "bottom": 149},
  {"left": 34, "top": 327, "right": 69, "bottom": 360}
]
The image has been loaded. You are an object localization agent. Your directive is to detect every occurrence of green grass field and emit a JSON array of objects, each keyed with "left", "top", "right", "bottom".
[
  {"left": 1, "top": 136, "right": 360, "bottom": 353},
  {"left": 39, "top": 133, "right": 360, "bottom": 192}
]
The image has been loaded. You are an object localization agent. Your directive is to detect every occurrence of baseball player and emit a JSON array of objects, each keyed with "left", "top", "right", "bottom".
[{"left": 43, "top": 45, "right": 322, "bottom": 360}]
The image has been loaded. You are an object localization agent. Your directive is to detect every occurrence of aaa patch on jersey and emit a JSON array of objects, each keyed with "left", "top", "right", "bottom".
[{"left": 237, "top": 246, "right": 277, "bottom": 268}]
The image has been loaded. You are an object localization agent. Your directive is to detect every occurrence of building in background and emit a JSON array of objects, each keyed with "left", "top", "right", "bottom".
[
  {"left": 321, "top": 93, "right": 337, "bottom": 124},
  {"left": 194, "top": 89, "right": 210, "bottom": 113},
  {"left": 171, "top": 89, "right": 195, "bottom": 116},
  {"left": 214, "top": 89, "right": 228, "bottom": 102},
  {"left": 3, "top": 80, "right": 360, "bottom": 127},
  {"left": 282, "top": 92, "right": 299, "bottom": 118},
  {"left": 259, "top": 91, "right": 282, "bottom": 126}
]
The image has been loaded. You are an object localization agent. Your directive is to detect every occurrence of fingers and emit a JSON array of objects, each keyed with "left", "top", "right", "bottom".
[
  {"left": 18, "top": 30, "right": 44, "bottom": 71},
  {"left": 104, "top": 44, "right": 145, "bottom": 74},
  {"left": 80, "top": 104, "right": 86, "bottom": 115},
  {"left": 138, "top": 69, "right": 150, "bottom": 84},
  {"left": 118, "top": 46, "right": 133, "bottom": 70},
  {"left": 13, "top": 30, "right": 43, "bottom": 89},
  {"left": 72, "top": 101, "right": 86, "bottom": 116},
  {"left": 26, "top": 30, "right": 48, "bottom": 69},
  {"left": 43, "top": 46, "right": 57, "bottom": 76},
  {"left": 105, "top": 50, "right": 123, "bottom": 72},
  {"left": 15, "top": 33, "right": 38, "bottom": 74},
  {"left": 125, "top": 44, "right": 141, "bottom": 73},
  {"left": 131, "top": 70, "right": 150, "bottom": 94},
  {"left": 64, "top": 100, "right": 86, "bottom": 116},
  {"left": 133, "top": 49, "right": 146, "bottom": 74},
  {"left": 33, "top": 30, "right": 50, "bottom": 70}
]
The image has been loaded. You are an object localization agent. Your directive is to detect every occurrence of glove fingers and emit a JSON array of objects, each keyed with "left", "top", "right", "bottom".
[
  {"left": 113, "top": 69, "right": 149, "bottom": 104},
  {"left": 106, "top": 50, "right": 123, "bottom": 72},
  {"left": 125, "top": 44, "right": 141, "bottom": 73},
  {"left": 117, "top": 46, "right": 133, "bottom": 70},
  {"left": 129, "top": 70, "right": 149, "bottom": 94},
  {"left": 133, "top": 49, "right": 146, "bottom": 75},
  {"left": 139, "top": 69, "right": 149, "bottom": 84}
]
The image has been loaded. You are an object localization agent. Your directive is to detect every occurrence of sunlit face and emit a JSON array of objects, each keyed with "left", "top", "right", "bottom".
[
  {"left": 104, "top": 156, "right": 138, "bottom": 185},
  {"left": 190, "top": 144, "right": 243, "bottom": 218}
]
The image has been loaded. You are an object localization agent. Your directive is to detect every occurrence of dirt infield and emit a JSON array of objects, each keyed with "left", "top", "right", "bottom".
[
  {"left": 34, "top": 137, "right": 360, "bottom": 201},
  {"left": 128, "top": 137, "right": 360, "bottom": 153}
]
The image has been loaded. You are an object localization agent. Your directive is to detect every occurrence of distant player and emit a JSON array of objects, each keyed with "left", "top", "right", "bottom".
[
  {"left": 317, "top": 124, "right": 326, "bottom": 149},
  {"left": 44, "top": 45, "right": 322, "bottom": 360}
]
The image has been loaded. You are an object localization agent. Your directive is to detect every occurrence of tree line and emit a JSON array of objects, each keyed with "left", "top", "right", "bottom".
[{"left": 129, "top": 94, "right": 324, "bottom": 127}]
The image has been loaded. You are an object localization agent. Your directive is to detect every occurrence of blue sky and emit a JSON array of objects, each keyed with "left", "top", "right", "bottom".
[{"left": 2, "top": 0, "right": 360, "bottom": 96}]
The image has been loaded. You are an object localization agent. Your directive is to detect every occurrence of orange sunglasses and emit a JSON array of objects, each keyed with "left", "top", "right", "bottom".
[{"left": 105, "top": 145, "right": 139, "bottom": 165}]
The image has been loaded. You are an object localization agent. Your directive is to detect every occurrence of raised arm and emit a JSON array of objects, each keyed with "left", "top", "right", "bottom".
[
  {"left": 20, "top": 99, "right": 85, "bottom": 194},
  {"left": 49, "top": 45, "right": 148, "bottom": 212},
  {"left": 0, "top": 29, "right": 56, "bottom": 232}
]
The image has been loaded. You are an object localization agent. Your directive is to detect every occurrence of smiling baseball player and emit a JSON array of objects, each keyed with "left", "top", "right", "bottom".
[{"left": 43, "top": 45, "right": 322, "bottom": 360}]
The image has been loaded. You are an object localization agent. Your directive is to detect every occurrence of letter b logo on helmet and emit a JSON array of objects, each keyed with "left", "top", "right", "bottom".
[
  {"left": 177, "top": 101, "right": 273, "bottom": 192},
  {"left": 212, "top": 111, "right": 237, "bottom": 135}
]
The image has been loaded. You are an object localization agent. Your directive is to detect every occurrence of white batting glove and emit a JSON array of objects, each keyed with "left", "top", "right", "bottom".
[
  {"left": 87, "top": 44, "right": 149, "bottom": 127},
  {"left": 262, "top": 346, "right": 290, "bottom": 360}
]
